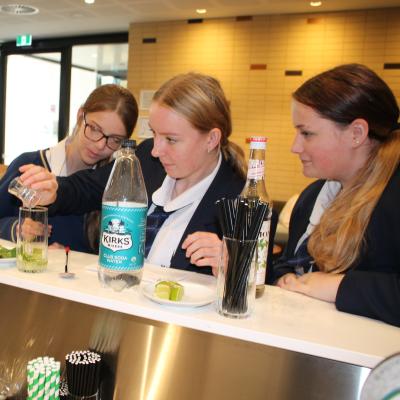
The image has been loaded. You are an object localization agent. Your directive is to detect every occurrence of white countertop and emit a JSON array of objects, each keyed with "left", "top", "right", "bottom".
[{"left": 0, "top": 240, "right": 399, "bottom": 369}]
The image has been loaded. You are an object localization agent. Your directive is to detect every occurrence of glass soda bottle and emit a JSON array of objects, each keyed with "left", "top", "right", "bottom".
[
  {"left": 98, "top": 139, "right": 148, "bottom": 291},
  {"left": 241, "top": 136, "right": 273, "bottom": 298}
]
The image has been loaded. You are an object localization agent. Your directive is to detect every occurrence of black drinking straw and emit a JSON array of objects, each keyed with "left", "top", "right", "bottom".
[
  {"left": 66, "top": 350, "right": 102, "bottom": 397},
  {"left": 216, "top": 197, "right": 270, "bottom": 314}
]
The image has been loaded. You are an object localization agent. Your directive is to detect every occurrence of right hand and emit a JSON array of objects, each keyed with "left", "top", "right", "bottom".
[{"left": 18, "top": 164, "right": 58, "bottom": 206}]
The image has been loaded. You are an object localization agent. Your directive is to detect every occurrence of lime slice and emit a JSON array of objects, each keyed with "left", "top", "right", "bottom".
[
  {"left": 169, "top": 282, "right": 184, "bottom": 301},
  {"left": 154, "top": 280, "right": 184, "bottom": 301},
  {"left": 154, "top": 281, "right": 171, "bottom": 300}
]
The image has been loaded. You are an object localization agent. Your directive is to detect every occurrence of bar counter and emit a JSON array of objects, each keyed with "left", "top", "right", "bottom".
[{"left": 0, "top": 239, "right": 399, "bottom": 399}]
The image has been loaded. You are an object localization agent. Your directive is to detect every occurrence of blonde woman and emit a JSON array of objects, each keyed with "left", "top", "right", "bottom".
[
  {"left": 18, "top": 73, "right": 247, "bottom": 274},
  {"left": 0, "top": 84, "right": 138, "bottom": 252},
  {"left": 274, "top": 64, "right": 400, "bottom": 326}
]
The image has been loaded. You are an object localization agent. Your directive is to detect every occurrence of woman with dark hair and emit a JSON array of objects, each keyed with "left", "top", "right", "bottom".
[
  {"left": 0, "top": 84, "right": 138, "bottom": 252},
  {"left": 273, "top": 64, "right": 400, "bottom": 326}
]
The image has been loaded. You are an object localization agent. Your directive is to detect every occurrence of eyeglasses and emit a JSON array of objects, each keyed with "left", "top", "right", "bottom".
[{"left": 83, "top": 113, "right": 125, "bottom": 151}]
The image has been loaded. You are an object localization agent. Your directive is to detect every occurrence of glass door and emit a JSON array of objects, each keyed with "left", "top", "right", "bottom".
[{"left": 4, "top": 52, "right": 61, "bottom": 164}]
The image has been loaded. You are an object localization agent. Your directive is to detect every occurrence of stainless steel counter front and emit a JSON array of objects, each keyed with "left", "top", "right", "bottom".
[
  {"left": 0, "top": 283, "right": 367, "bottom": 400},
  {"left": 0, "top": 241, "right": 398, "bottom": 399}
]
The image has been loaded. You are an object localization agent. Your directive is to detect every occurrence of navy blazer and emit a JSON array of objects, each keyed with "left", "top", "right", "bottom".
[
  {"left": 0, "top": 150, "right": 91, "bottom": 252},
  {"left": 273, "top": 166, "right": 400, "bottom": 326}
]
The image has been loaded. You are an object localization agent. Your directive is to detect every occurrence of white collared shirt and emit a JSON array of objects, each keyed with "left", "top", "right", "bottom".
[
  {"left": 295, "top": 180, "right": 342, "bottom": 253},
  {"left": 45, "top": 137, "right": 70, "bottom": 176},
  {"left": 146, "top": 153, "right": 222, "bottom": 267},
  {"left": 293, "top": 180, "right": 341, "bottom": 275}
]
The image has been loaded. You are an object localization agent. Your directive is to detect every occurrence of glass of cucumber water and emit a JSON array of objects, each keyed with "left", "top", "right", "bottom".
[{"left": 16, "top": 206, "right": 48, "bottom": 272}]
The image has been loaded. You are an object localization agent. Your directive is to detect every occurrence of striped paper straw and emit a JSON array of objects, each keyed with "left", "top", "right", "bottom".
[{"left": 27, "top": 356, "right": 61, "bottom": 400}]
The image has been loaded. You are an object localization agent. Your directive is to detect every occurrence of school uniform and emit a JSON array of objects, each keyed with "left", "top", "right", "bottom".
[
  {"left": 273, "top": 166, "right": 400, "bottom": 326},
  {"left": 0, "top": 139, "right": 93, "bottom": 252},
  {"left": 50, "top": 139, "right": 247, "bottom": 274}
]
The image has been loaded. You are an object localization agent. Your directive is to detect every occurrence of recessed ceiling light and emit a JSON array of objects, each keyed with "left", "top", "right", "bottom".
[
  {"left": 0, "top": 4, "right": 39, "bottom": 15},
  {"left": 310, "top": 1, "right": 322, "bottom": 6},
  {"left": 84, "top": 0, "right": 95, "bottom": 4},
  {"left": 196, "top": 8, "right": 207, "bottom": 14}
]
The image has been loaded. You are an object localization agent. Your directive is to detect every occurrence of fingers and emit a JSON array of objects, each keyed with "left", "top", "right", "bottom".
[
  {"left": 192, "top": 257, "right": 219, "bottom": 277},
  {"left": 182, "top": 232, "right": 222, "bottom": 270},
  {"left": 18, "top": 164, "right": 58, "bottom": 205},
  {"left": 277, "top": 273, "right": 299, "bottom": 289},
  {"left": 182, "top": 232, "right": 220, "bottom": 254},
  {"left": 20, "top": 165, "right": 56, "bottom": 189},
  {"left": 189, "top": 246, "right": 220, "bottom": 263},
  {"left": 49, "top": 242, "right": 65, "bottom": 249},
  {"left": 20, "top": 219, "right": 46, "bottom": 240}
]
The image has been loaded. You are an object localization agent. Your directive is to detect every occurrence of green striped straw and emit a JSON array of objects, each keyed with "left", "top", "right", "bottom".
[
  {"left": 27, "top": 364, "right": 39, "bottom": 399},
  {"left": 37, "top": 365, "right": 46, "bottom": 399},
  {"left": 27, "top": 357, "right": 61, "bottom": 400},
  {"left": 49, "top": 361, "right": 60, "bottom": 400}
]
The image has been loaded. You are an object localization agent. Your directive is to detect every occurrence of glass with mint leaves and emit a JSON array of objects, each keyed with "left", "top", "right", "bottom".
[{"left": 16, "top": 206, "right": 48, "bottom": 272}]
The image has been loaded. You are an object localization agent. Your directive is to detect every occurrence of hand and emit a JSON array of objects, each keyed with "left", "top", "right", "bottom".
[
  {"left": 181, "top": 232, "right": 222, "bottom": 277},
  {"left": 19, "top": 218, "right": 47, "bottom": 241},
  {"left": 277, "top": 271, "right": 345, "bottom": 303},
  {"left": 18, "top": 164, "right": 58, "bottom": 206},
  {"left": 49, "top": 242, "right": 65, "bottom": 249}
]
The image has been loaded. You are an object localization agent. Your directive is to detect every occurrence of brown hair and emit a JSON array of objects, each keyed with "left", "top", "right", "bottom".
[
  {"left": 153, "top": 72, "right": 246, "bottom": 179},
  {"left": 80, "top": 84, "right": 139, "bottom": 252},
  {"left": 80, "top": 84, "right": 138, "bottom": 135},
  {"left": 293, "top": 64, "right": 400, "bottom": 272}
]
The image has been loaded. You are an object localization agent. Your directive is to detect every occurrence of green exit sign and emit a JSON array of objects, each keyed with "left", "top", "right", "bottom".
[{"left": 16, "top": 34, "right": 32, "bottom": 47}]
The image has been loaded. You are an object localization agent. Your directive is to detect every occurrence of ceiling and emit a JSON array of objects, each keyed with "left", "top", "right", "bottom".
[{"left": 1, "top": 0, "right": 400, "bottom": 43}]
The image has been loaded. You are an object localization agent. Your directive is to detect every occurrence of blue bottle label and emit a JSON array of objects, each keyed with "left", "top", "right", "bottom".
[{"left": 99, "top": 204, "right": 147, "bottom": 271}]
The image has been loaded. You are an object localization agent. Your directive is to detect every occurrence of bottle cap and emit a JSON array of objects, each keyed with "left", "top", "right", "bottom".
[
  {"left": 249, "top": 137, "right": 267, "bottom": 142},
  {"left": 121, "top": 139, "right": 136, "bottom": 148},
  {"left": 249, "top": 136, "right": 267, "bottom": 149}
]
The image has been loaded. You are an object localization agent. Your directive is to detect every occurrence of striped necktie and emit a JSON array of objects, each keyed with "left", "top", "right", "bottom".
[
  {"left": 286, "top": 236, "right": 315, "bottom": 275},
  {"left": 145, "top": 205, "right": 174, "bottom": 258}
]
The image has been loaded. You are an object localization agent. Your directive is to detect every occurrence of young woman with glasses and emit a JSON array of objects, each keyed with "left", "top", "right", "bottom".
[
  {"left": 0, "top": 84, "right": 138, "bottom": 252},
  {"left": 17, "top": 73, "right": 252, "bottom": 275}
]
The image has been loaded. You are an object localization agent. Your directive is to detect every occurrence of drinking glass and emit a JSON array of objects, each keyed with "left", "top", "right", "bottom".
[
  {"left": 8, "top": 177, "right": 41, "bottom": 207},
  {"left": 16, "top": 206, "right": 48, "bottom": 272},
  {"left": 216, "top": 236, "right": 257, "bottom": 319}
]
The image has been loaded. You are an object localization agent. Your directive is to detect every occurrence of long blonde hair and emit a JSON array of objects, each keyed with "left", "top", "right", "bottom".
[
  {"left": 293, "top": 64, "right": 400, "bottom": 273},
  {"left": 153, "top": 72, "right": 247, "bottom": 179}
]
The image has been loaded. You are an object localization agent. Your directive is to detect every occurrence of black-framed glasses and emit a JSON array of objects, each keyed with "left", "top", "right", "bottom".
[{"left": 83, "top": 112, "right": 125, "bottom": 151}]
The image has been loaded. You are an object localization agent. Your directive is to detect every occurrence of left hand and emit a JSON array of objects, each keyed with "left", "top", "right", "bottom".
[
  {"left": 19, "top": 218, "right": 47, "bottom": 241},
  {"left": 49, "top": 242, "right": 65, "bottom": 249},
  {"left": 181, "top": 232, "right": 222, "bottom": 277},
  {"left": 277, "top": 271, "right": 345, "bottom": 303}
]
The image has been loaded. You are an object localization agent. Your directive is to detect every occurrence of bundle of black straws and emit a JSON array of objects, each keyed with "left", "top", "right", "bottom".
[
  {"left": 216, "top": 197, "right": 269, "bottom": 314},
  {"left": 65, "top": 350, "right": 101, "bottom": 398}
]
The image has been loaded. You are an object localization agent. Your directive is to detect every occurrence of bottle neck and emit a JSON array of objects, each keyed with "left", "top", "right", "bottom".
[
  {"left": 242, "top": 146, "right": 269, "bottom": 202},
  {"left": 118, "top": 146, "right": 135, "bottom": 158},
  {"left": 246, "top": 148, "right": 266, "bottom": 181}
]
